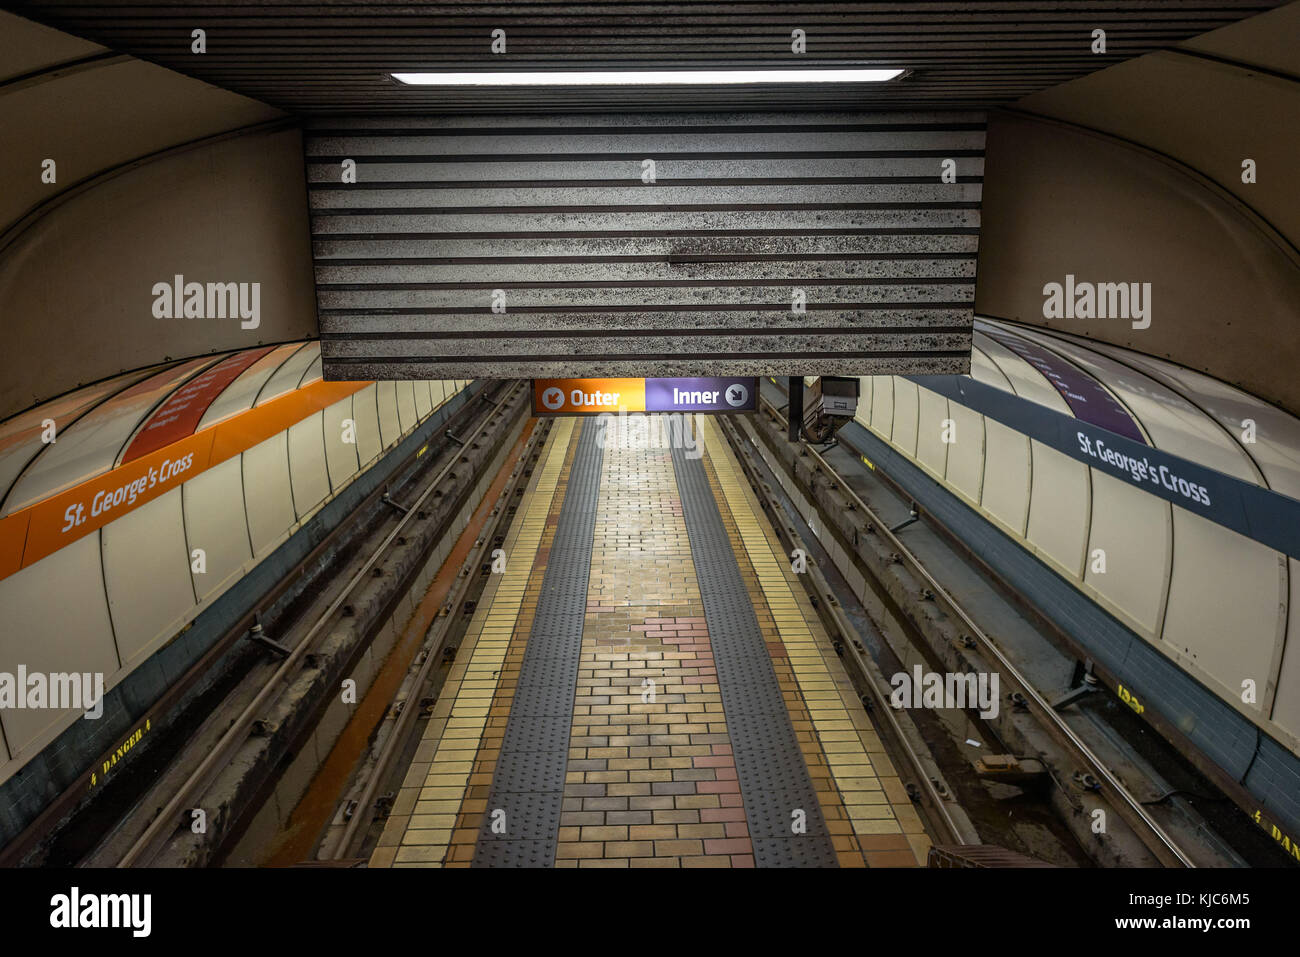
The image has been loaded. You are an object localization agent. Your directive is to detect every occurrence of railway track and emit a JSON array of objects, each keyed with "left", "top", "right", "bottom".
[
  {"left": 67, "top": 389, "right": 1211, "bottom": 868},
  {"left": 318, "top": 416, "right": 554, "bottom": 861},
  {"left": 748, "top": 388, "right": 1197, "bottom": 868},
  {"left": 111, "top": 381, "right": 530, "bottom": 867},
  {"left": 714, "top": 412, "right": 974, "bottom": 850}
]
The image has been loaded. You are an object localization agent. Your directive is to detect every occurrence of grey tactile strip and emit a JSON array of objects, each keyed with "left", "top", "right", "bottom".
[
  {"left": 670, "top": 438, "right": 838, "bottom": 868},
  {"left": 473, "top": 418, "right": 604, "bottom": 868}
]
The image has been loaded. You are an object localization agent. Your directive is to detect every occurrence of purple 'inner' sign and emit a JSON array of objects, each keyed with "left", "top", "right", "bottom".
[{"left": 644, "top": 377, "right": 757, "bottom": 413}]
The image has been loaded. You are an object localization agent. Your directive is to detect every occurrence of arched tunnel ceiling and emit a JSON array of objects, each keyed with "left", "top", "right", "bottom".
[
  {"left": 4, "top": 1, "right": 1286, "bottom": 114},
  {"left": 0, "top": 3, "right": 103, "bottom": 79},
  {"left": 1011, "top": 1, "right": 1300, "bottom": 253},
  {"left": 972, "top": 0, "right": 1300, "bottom": 415},
  {"left": 0, "top": 11, "right": 285, "bottom": 239}
]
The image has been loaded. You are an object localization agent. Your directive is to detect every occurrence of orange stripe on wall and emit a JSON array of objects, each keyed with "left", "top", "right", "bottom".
[
  {"left": 209, "top": 381, "right": 367, "bottom": 467},
  {"left": 0, "top": 379, "right": 373, "bottom": 584},
  {"left": 0, "top": 511, "right": 30, "bottom": 580}
]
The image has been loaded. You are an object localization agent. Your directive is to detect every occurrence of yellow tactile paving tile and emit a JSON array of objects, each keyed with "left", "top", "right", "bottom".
[
  {"left": 372, "top": 418, "right": 576, "bottom": 868},
  {"left": 698, "top": 415, "right": 929, "bottom": 866}
]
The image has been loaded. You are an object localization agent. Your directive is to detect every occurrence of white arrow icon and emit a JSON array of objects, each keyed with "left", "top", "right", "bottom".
[
  {"left": 541, "top": 387, "right": 565, "bottom": 410},
  {"left": 725, "top": 383, "right": 749, "bottom": 408}
]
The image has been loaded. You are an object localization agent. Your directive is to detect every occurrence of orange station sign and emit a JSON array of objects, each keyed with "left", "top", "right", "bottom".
[
  {"left": 532, "top": 378, "right": 646, "bottom": 415},
  {"left": 0, "top": 379, "right": 369, "bottom": 582}
]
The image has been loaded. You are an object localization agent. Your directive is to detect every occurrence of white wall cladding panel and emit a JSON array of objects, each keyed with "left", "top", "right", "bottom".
[
  {"left": 1025, "top": 441, "right": 1090, "bottom": 579},
  {"left": 376, "top": 381, "right": 401, "bottom": 449},
  {"left": 298, "top": 352, "right": 324, "bottom": 387},
  {"left": 287, "top": 411, "right": 331, "bottom": 520},
  {"left": 891, "top": 378, "right": 920, "bottom": 459},
  {"left": 183, "top": 455, "right": 253, "bottom": 603},
  {"left": 1083, "top": 470, "right": 1171, "bottom": 638},
  {"left": 0, "top": 343, "right": 482, "bottom": 788},
  {"left": 914, "top": 386, "right": 950, "bottom": 481},
  {"left": 843, "top": 315, "right": 1300, "bottom": 758},
  {"left": 944, "top": 401, "right": 985, "bottom": 506},
  {"left": 1104, "top": 345, "right": 1300, "bottom": 498},
  {"left": 242, "top": 432, "right": 296, "bottom": 557},
  {"left": 1162, "top": 510, "right": 1284, "bottom": 714},
  {"left": 395, "top": 380, "right": 418, "bottom": 433},
  {"left": 101, "top": 487, "right": 197, "bottom": 667},
  {"left": 307, "top": 113, "right": 983, "bottom": 380},
  {"left": 352, "top": 384, "right": 381, "bottom": 467},
  {"left": 1272, "top": 558, "right": 1300, "bottom": 738},
  {"left": 0, "top": 373, "right": 150, "bottom": 506},
  {"left": 255, "top": 342, "right": 316, "bottom": 406},
  {"left": 867, "top": 375, "right": 893, "bottom": 439},
  {"left": 0, "top": 532, "right": 119, "bottom": 771},
  {"left": 198, "top": 343, "right": 303, "bottom": 429},
  {"left": 979, "top": 419, "right": 1031, "bottom": 538},
  {"left": 322, "top": 394, "right": 361, "bottom": 490},
  {"left": 969, "top": 344, "right": 1014, "bottom": 390},
  {"left": 974, "top": 331, "right": 1072, "bottom": 414},
  {"left": 414, "top": 379, "right": 433, "bottom": 419}
]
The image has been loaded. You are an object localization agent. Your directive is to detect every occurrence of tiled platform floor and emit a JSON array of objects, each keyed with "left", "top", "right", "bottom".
[{"left": 372, "top": 415, "right": 928, "bottom": 868}]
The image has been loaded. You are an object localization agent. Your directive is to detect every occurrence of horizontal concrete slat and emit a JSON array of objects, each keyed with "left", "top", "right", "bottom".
[
  {"left": 312, "top": 234, "right": 981, "bottom": 258},
  {"left": 309, "top": 112, "right": 991, "bottom": 131},
  {"left": 309, "top": 208, "right": 983, "bottom": 233},
  {"left": 326, "top": 356, "right": 973, "bottom": 379},
  {"left": 313, "top": 258, "right": 977, "bottom": 284},
  {"left": 318, "top": 308, "right": 975, "bottom": 334},
  {"left": 304, "top": 131, "right": 987, "bottom": 155},
  {"left": 323, "top": 331, "right": 973, "bottom": 359},
  {"left": 315, "top": 283, "right": 976, "bottom": 309},
  {"left": 305, "top": 157, "right": 988, "bottom": 181},
  {"left": 310, "top": 183, "right": 983, "bottom": 209}
]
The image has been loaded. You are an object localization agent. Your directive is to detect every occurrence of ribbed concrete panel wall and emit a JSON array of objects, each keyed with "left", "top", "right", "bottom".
[{"left": 307, "top": 112, "right": 985, "bottom": 379}]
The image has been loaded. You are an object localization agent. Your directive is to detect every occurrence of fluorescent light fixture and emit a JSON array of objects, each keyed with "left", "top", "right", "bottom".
[{"left": 391, "top": 68, "right": 904, "bottom": 86}]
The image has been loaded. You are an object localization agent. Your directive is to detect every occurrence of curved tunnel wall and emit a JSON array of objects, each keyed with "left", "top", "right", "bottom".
[
  {"left": 848, "top": 320, "right": 1300, "bottom": 762},
  {"left": 975, "top": 1, "right": 1300, "bottom": 417},
  {"left": 0, "top": 10, "right": 317, "bottom": 421},
  {"left": 0, "top": 339, "right": 469, "bottom": 788}
]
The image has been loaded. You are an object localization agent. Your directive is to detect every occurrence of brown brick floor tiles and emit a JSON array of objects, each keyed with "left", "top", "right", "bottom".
[{"left": 557, "top": 438, "right": 753, "bottom": 868}]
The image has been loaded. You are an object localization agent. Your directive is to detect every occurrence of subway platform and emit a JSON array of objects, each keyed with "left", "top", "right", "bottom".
[{"left": 371, "top": 415, "right": 927, "bottom": 868}]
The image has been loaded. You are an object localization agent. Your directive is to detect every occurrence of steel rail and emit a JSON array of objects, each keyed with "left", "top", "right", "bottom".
[
  {"left": 2, "top": 383, "right": 493, "bottom": 868},
  {"left": 758, "top": 389, "right": 1195, "bottom": 868},
  {"left": 716, "top": 413, "right": 968, "bottom": 847},
  {"left": 116, "top": 381, "right": 527, "bottom": 867},
  {"left": 325, "top": 417, "right": 551, "bottom": 859}
]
